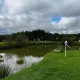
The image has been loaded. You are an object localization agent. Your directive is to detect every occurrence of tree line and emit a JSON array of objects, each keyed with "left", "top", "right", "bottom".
[{"left": 0, "top": 29, "right": 80, "bottom": 42}]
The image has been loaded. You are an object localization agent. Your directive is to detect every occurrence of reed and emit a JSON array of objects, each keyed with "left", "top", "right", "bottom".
[{"left": 0, "top": 64, "right": 11, "bottom": 79}]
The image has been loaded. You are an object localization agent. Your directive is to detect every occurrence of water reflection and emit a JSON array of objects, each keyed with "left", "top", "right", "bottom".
[{"left": 0, "top": 53, "right": 43, "bottom": 74}]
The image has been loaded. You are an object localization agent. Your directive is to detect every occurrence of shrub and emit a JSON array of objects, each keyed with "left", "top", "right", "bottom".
[{"left": 16, "top": 59, "right": 24, "bottom": 65}]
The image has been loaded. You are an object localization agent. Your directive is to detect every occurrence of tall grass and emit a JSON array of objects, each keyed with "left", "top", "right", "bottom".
[{"left": 0, "top": 64, "right": 11, "bottom": 79}]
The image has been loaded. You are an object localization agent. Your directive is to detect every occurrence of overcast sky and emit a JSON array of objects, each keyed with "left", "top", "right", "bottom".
[{"left": 0, "top": 0, "right": 80, "bottom": 34}]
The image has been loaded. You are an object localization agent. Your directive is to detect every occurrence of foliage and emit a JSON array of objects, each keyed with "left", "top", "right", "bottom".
[
  {"left": 16, "top": 59, "right": 24, "bottom": 65},
  {"left": 0, "top": 29, "right": 79, "bottom": 42},
  {"left": 0, "top": 29, "right": 79, "bottom": 49}
]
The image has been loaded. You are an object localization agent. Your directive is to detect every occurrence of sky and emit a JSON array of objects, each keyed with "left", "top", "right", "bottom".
[
  {"left": 51, "top": 16, "right": 62, "bottom": 23},
  {"left": 0, "top": 0, "right": 80, "bottom": 34}
]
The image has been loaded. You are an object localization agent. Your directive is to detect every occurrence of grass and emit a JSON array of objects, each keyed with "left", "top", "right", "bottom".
[
  {"left": 0, "top": 41, "right": 79, "bottom": 49},
  {"left": 0, "top": 42, "right": 5, "bottom": 45},
  {"left": 0, "top": 64, "right": 11, "bottom": 79},
  {"left": 4, "top": 50, "right": 80, "bottom": 80}
]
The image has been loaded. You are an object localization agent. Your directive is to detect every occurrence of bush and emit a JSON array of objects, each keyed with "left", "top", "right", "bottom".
[{"left": 16, "top": 59, "right": 24, "bottom": 65}]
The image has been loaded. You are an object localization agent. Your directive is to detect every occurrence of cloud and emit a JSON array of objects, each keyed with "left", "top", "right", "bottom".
[{"left": 0, "top": 0, "right": 80, "bottom": 34}]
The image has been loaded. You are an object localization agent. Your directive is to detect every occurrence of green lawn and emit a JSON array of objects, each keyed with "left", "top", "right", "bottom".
[
  {"left": 4, "top": 50, "right": 80, "bottom": 80},
  {"left": 0, "top": 42, "right": 5, "bottom": 44}
]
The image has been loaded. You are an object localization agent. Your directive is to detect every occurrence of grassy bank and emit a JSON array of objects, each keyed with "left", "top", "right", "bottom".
[
  {"left": 0, "top": 41, "right": 61, "bottom": 49},
  {"left": 0, "top": 41, "right": 80, "bottom": 49},
  {"left": 4, "top": 50, "right": 80, "bottom": 80}
]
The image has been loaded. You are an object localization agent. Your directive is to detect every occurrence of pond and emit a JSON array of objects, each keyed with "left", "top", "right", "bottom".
[
  {"left": 0, "top": 53, "right": 43, "bottom": 74},
  {"left": 0, "top": 45, "right": 56, "bottom": 76}
]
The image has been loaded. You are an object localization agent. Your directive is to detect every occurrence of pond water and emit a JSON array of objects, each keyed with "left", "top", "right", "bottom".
[
  {"left": 0, "top": 45, "right": 56, "bottom": 74},
  {"left": 0, "top": 53, "right": 43, "bottom": 74}
]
